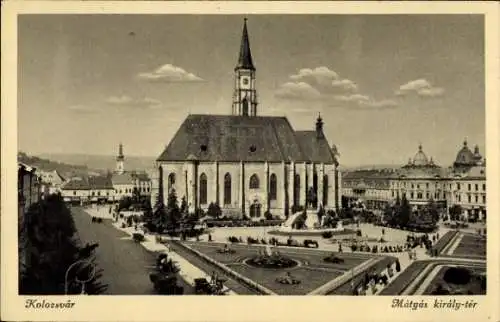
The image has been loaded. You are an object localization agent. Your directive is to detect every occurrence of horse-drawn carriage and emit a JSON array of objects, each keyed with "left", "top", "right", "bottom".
[
  {"left": 194, "top": 276, "right": 228, "bottom": 295},
  {"left": 149, "top": 254, "right": 184, "bottom": 295}
]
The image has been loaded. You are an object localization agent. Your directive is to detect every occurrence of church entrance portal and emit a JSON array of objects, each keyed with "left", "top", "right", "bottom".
[{"left": 250, "top": 201, "right": 262, "bottom": 218}]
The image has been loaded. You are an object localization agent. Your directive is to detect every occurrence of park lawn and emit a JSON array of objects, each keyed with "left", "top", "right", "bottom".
[
  {"left": 451, "top": 234, "right": 486, "bottom": 259},
  {"left": 422, "top": 265, "right": 486, "bottom": 295},
  {"left": 226, "top": 264, "right": 343, "bottom": 295},
  {"left": 186, "top": 241, "right": 375, "bottom": 295}
]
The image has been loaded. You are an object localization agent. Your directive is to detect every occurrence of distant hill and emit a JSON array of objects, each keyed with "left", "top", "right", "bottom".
[
  {"left": 18, "top": 151, "right": 101, "bottom": 178},
  {"left": 38, "top": 153, "right": 156, "bottom": 172}
]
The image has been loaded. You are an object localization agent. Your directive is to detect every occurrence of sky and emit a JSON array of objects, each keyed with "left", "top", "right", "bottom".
[{"left": 18, "top": 14, "right": 485, "bottom": 167}]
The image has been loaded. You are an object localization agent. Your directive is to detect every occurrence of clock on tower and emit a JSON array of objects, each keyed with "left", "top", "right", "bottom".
[{"left": 240, "top": 76, "right": 251, "bottom": 89}]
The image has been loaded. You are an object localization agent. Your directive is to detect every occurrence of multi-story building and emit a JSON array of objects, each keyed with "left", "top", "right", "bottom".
[
  {"left": 342, "top": 140, "right": 486, "bottom": 221},
  {"left": 390, "top": 144, "right": 449, "bottom": 211},
  {"left": 18, "top": 162, "right": 41, "bottom": 275},
  {"left": 38, "top": 169, "right": 66, "bottom": 196},
  {"left": 61, "top": 177, "right": 91, "bottom": 204},
  {"left": 341, "top": 169, "right": 394, "bottom": 212}
]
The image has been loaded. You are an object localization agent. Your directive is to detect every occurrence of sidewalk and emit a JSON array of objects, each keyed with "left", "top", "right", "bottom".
[
  {"left": 80, "top": 207, "right": 236, "bottom": 295},
  {"left": 112, "top": 221, "right": 236, "bottom": 295}
]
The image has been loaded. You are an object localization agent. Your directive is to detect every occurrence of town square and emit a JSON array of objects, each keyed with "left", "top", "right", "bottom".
[{"left": 16, "top": 14, "right": 487, "bottom": 297}]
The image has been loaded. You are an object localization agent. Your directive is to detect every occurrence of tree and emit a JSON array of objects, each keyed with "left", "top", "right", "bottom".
[
  {"left": 19, "top": 194, "right": 107, "bottom": 295},
  {"left": 207, "top": 202, "right": 222, "bottom": 219},
  {"left": 164, "top": 189, "right": 181, "bottom": 232},
  {"left": 424, "top": 198, "right": 439, "bottom": 223},
  {"left": 132, "top": 187, "right": 141, "bottom": 203},
  {"left": 117, "top": 196, "right": 133, "bottom": 212},
  {"left": 398, "top": 194, "right": 411, "bottom": 228},
  {"left": 180, "top": 196, "right": 188, "bottom": 216},
  {"left": 449, "top": 204, "right": 463, "bottom": 221}
]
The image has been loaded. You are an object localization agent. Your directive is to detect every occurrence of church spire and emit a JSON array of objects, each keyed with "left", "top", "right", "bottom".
[
  {"left": 232, "top": 18, "right": 258, "bottom": 116},
  {"left": 116, "top": 143, "right": 125, "bottom": 174},
  {"left": 235, "top": 18, "right": 255, "bottom": 71},
  {"left": 117, "top": 143, "right": 124, "bottom": 161}
]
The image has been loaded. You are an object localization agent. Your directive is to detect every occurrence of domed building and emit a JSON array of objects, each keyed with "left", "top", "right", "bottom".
[
  {"left": 453, "top": 139, "right": 484, "bottom": 168},
  {"left": 392, "top": 144, "right": 449, "bottom": 210},
  {"left": 402, "top": 144, "right": 440, "bottom": 169},
  {"left": 342, "top": 141, "right": 486, "bottom": 222},
  {"left": 449, "top": 139, "right": 486, "bottom": 221}
]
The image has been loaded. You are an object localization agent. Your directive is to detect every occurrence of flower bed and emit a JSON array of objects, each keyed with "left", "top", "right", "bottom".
[{"left": 174, "top": 241, "right": 276, "bottom": 295}]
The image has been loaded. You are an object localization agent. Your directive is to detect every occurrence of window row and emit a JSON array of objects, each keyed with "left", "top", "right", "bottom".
[
  {"left": 167, "top": 172, "right": 328, "bottom": 206},
  {"left": 456, "top": 183, "right": 486, "bottom": 192},
  {"left": 456, "top": 194, "right": 486, "bottom": 204}
]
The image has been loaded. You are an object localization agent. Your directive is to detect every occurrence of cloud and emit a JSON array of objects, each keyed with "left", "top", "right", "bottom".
[
  {"left": 396, "top": 79, "right": 445, "bottom": 97},
  {"left": 290, "top": 67, "right": 339, "bottom": 86},
  {"left": 275, "top": 66, "right": 361, "bottom": 101},
  {"left": 105, "top": 96, "right": 162, "bottom": 109},
  {"left": 274, "top": 82, "right": 322, "bottom": 101},
  {"left": 331, "top": 79, "right": 358, "bottom": 92},
  {"left": 138, "top": 64, "right": 204, "bottom": 83},
  {"left": 276, "top": 66, "right": 397, "bottom": 110},
  {"left": 67, "top": 104, "right": 98, "bottom": 113}
]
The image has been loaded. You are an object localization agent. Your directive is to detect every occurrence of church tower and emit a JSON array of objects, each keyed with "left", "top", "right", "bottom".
[
  {"left": 116, "top": 143, "right": 125, "bottom": 174},
  {"left": 232, "top": 18, "right": 258, "bottom": 117}
]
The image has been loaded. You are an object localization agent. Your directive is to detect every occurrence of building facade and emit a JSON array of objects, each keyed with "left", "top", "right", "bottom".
[
  {"left": 61, "top": 145, "right": 152, "bottom": 204},
  {"left": 341, "top": 169, "right": 394, "bottom": 212},
  {"left": 18, "top": 163, "right": 42, "bottom": 275},
  {"left": 341, "top": 140, "right": 486, "bottom": 221},
  {"left": 38, "top": 169, "right": 66, "bottom": 196},
  {"left": 154, "top": 20, "right": 341, "bottom": 219}
]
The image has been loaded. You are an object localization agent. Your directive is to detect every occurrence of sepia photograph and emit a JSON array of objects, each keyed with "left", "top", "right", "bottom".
[{"left": 2, "top": 2, "right": 499, "bottom": 322}]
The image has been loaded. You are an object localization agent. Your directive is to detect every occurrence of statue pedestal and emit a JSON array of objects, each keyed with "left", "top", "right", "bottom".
[{"left": 305, "top": 209, "right": 320, "bottom": 229}]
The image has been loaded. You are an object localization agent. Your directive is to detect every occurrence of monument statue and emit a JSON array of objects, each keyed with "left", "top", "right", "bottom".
[{"left": 307, "top": 187, "right": 317, "bottom": 209}]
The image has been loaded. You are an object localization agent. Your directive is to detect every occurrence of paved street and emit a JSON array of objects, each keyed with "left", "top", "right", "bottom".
[{"left": 71, "top": 206, "right": 192, "bottom": 295}]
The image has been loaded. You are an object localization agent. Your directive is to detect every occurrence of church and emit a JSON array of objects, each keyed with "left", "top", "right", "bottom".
[{"left": 155, "top": 19, "right": 341, "bottom": 219}]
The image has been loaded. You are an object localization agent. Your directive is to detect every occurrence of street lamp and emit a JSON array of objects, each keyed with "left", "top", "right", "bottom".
[{"left": 64, "top": 258, "right": 96, "bottom": 295}]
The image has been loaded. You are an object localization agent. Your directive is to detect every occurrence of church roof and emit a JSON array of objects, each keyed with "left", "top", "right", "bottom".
[
  {"left": 235, "top": 19, "right": 255, "bottom": 71},
  {"left": 112, "top": 172, "right": 134, "bottom": 185},
  {"left": 294, "top": 131, "right": 337, "bottom": 164},
  {"left": 88, "top": 176, "right": 114, "bottom": 189},
  {"left": 62, "top": 177, "right": 90, "bottom": 190},
  {"left": 157, "top": 114, "right": 336, "bottom": 163}
]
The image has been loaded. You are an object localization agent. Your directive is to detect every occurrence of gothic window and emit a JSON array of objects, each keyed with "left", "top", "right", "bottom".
[
  {"left": 269, "top": 174, "right": 277, "bottom": 201},
  {"left": 249, "top": 174, "right": 259, "bottom": 189},
  {"left": 294, "top": 174, "right": 300, "bottom": 206},
  {"left": 200, "top": 173, "right": 207, "bottom": 205},
  {"left": 224, "top": 173, "right": 231, "bottom": 205},
  {"left": 168, "top": 173, "right": 176, "bottom": 193},
  {"left": 323, "top": 175, "right": 328, "bottom": 206},
  {"left": 242, "top": 98, "right": 249, "bottom": 116},
  {"left": 313, "top": 172, "right": 318, "bottom": 195}
]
